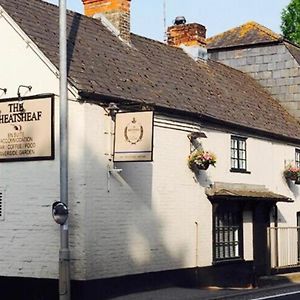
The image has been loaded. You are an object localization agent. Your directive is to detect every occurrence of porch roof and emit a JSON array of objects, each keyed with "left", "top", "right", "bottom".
[{"left": 206, "top": 182, "right": 293, "bottom": 203}]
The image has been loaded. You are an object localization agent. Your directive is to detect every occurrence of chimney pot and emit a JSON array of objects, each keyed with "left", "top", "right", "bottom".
[{"left": 174, "top": 16, "right": 186, "bottom": 25}]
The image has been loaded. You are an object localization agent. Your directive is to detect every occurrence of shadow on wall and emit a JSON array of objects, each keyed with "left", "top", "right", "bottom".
[
  {"left": 277, "top": 208, "right": 287, "bottom": 224},
  {"left": 286, "top": 179, "right": 300, "bottom": 199},
  {"left": 0, "top": 12, "right": 199, "bottom": 300},
  {"left": 66, "top": 17, "right": 190, "bottom": 295},
  {"left": 73, "top": 143, "right": 192, "bottom": 299},
  {"left": 193, "top": 168, "right": 213, "bottom": 188}
]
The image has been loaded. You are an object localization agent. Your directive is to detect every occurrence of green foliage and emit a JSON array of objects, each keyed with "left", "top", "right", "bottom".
[{"left": 281, "top": 0, "right": 300, "bottom": 45}]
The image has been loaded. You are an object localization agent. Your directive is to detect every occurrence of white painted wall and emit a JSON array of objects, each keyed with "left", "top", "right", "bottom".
[
  {"left": 1, "top": 6, "right": 300, "bottom": 283},
  {"left": 0, "top": 13, "right": 60, "bottom": 279},
  {"left": 81, "top": 111, "right": 214, "bottom": 279},
  {"left": 243, "top": 210, "right": 253, "bottom": 261},
  {"left": 81, "top": 111, "right": 300, "bottom": 279},
  {"left": 0, "top": 11, "right": 86, "bottom": 280},
  {"left": 205, "top": 130, "right": 300, "bottom": 227}
]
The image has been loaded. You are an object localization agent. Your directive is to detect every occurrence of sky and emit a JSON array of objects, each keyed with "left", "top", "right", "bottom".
[{"left": 47, "top": 0, "right": 291, "bottom": 41}]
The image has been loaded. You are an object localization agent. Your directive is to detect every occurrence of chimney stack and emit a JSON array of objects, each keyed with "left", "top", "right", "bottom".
[
  {"left": 167, "top": 17, "right": 207, "bottom": 61},
  {"left": 82, "top": 0, "right": 131, "bottom": 42}
]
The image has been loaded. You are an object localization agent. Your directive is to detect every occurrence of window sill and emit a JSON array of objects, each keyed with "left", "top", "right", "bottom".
[
  {"left": 213, "top": 258, "right": 245, "bottom": 266},
  {"left": 230, "top": 168, "right": 251, "bottom": 174}
]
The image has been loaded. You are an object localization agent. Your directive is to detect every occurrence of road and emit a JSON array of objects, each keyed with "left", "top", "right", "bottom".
[
  {"left": 226, "top": 285, "right": 300, "bottom": 300},
  {"left": 252, "top": 290, "right": 300, "bottom": 299},
  {"left": 111, "top": 284, "right": 300, "bottom": 300}
]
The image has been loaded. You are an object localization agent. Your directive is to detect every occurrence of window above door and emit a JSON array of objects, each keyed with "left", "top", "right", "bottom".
[{"left": 230, "top": 136, "right": 250, "bottom": 173}]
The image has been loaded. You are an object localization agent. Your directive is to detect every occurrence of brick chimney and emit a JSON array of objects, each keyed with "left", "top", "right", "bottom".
[
  {"left": 82, "top": 0, "right": 131, "bottom": 42},
  {"left": 167, "top": 17, "right": 207, "bottom": 60}
]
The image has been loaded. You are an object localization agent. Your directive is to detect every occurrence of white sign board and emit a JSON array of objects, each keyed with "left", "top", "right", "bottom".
[
  {"left": 114, "top": 111, "right": 154, "bottom": 162},
  {"left": 0, "top": 95, "right": 54, "bottom": 162}
]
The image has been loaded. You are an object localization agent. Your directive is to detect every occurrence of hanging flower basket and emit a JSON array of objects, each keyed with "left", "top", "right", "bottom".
[
  {"left": 188, "top": 149, "right": 216, "bottom": 171},
  {"left": 284, "top": 164, "right": 300, "bottom": 183}
]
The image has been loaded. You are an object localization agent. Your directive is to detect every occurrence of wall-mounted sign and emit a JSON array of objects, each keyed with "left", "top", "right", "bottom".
[
  {"left": 0, "top": 95, "right": 54, "bottom": 162},
  {"left": 114, "top": 111, "right": 154, "bottom": 162}
]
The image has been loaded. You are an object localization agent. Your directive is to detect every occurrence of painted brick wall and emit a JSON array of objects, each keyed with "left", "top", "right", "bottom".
[
  {"left": 80, "top": 108, "right": 300, "bottom": 280},
  {"left": 2, "top": 6, "right": 300, "bottom": 283},
  {"left": 0, "top": 100, "right": 88, "bottom": 281},
  {"left": 0, "top": 11, "right": 87, "bottom": 280},
  {"left": 81, "top": 109, "right": 214, "bottom": 280},
  {"left": 209, "top": 44, "right": 300, "bottom": 119},
  {"left": 0, "top": 14, "right": 60, "bottom": 280}
]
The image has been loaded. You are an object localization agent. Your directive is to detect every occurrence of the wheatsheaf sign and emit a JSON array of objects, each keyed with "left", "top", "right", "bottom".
[
  {"left": 0, "top": 95, "right": 54, "bottom": 161},
  {"left": 114, "top": 111, "right": 153, "bottom": 162}
]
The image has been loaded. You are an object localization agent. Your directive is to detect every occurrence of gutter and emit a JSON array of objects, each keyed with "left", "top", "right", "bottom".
[
  {"left": 78, "top": 90, "right": 148, "bottom": 107},
  {"left": 78, "top": 90, "right": 300, "bottom": 146}
]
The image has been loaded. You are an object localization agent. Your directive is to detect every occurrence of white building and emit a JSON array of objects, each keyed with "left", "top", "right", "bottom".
[{"left": 0, "top": 0, "right": 300, "bottom": 299}]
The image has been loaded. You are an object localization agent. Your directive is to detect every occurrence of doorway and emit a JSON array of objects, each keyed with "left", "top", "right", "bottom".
[{"left": 253, "top": 203, "right": 273, "bottom": 276}]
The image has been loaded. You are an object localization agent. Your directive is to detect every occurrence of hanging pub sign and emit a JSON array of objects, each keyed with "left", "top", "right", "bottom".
[
  {"left": 0, "top": 94, "right": 54, "bottom": 162},
  {"left": 114, "top": 111, "right": 154, "bottom": 162}
]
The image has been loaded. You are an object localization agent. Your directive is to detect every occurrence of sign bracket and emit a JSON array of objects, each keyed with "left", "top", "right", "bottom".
[{"left": 107, "top": 165, "right": 123, "bottom": 192}]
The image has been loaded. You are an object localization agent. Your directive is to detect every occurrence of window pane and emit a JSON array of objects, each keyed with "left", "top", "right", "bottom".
[
  {"left": 234, "top": 150, "right": 238, "bottom": 158},
  {"left": 234, "top": 229, "right": 239, "bottom": 256},
  {"left": 239, "top": 150, "right": 246, "bottom": 160},
  {"left": 231, "top": 139, "right": 237, "bottom": 149},
  {"left": 240, "top": 160, "right": 246, "bottom": 170},
  {"left": 219, "top": 245, "right": 224, "bottom": 259},
  {"left": 231, "top": 149, "right": 237, "bottom": 158},
  {"left": 296, "top": 149, "right": 300, "bottom": 168},
  {"left": 239, "top": 140, "right": 246, "bottom": 150}
]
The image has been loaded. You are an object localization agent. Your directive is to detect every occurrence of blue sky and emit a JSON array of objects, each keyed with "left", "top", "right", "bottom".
[{"left": 47, "top": 0, "right": 291, "bottom": 41}]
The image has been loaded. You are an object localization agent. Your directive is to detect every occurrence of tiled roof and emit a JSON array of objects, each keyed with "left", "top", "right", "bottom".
[
  {"left": 207, "top": 20, "right": 300, "bottom": 64},
  {"left": 2, "top": 0, "right": 300, "bottom": 141},
  {"left": 207, "top": 21, "right": 282, "bottom": 50}
]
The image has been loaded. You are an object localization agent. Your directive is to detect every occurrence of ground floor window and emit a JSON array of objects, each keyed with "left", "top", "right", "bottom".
[{"left": 213, "top": 203, "right": 243, "bottom": 261}]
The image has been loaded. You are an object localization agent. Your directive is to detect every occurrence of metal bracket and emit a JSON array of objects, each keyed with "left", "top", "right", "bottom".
[
  {"left": 0, "top": 87, "right": 7, "bottom": 94},
  {"left": 17, "top": 85, "right": 32, "bottom": 101},
  {"left": 107, "top": 165, "right": 124, "bottom": 192}
]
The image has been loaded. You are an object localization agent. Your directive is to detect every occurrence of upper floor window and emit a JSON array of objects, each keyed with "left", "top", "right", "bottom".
[
  {"left": 296, "top": 149, "right": 300, "bottom": 168},
  {"left": 230, "top": 136, "right": 248, "bottom": 173}
]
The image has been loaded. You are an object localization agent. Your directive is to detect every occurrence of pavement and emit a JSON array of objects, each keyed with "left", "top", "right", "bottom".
[{"left": 110, "top": 272, "right": 300, "bottom": 300}]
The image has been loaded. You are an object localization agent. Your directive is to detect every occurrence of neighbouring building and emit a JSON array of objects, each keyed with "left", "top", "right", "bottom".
[
  {"left": 207, "top": 21, "right": 300, "bottom": 120},
  {"left": 1, "top": 1, "right": 300, "bottom": 299}
]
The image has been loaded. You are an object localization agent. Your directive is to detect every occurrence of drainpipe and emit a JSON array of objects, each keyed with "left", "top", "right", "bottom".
[
  {"left": 59, "top": 0, "right": 71, "bottom": 299},
  {"left": 195, "top": 221, "right": 199, "bottom": 285}
]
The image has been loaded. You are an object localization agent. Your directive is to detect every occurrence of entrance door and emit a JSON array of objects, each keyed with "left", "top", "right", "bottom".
[{"left": 253, "top": 203, "right": 272, "bottom": 276}]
